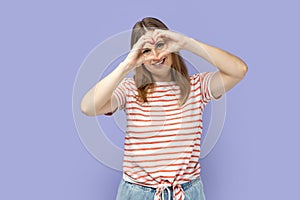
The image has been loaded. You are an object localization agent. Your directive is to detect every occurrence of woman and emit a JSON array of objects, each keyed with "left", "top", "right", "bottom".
[{"left": 81, "top": 17, "right": 247, "bottom": 200}]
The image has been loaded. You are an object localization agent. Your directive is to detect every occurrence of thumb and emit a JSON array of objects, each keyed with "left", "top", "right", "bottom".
[{"left": 158, "top": 50, "right": 172, "bottom": 59}]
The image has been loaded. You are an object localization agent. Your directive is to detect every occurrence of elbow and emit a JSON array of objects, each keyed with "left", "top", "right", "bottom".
[
  {"left": 240, "top": 63, "right": 248, "bottom": 78},
  {"left": 242, "top": 63, "right": 248, "bottom": 77},
  {"left": 80, "top": 102, "right": 96, "bottom": 117},
  {"left": 236, "top": 60, "right": 248, "bottom": 80}
]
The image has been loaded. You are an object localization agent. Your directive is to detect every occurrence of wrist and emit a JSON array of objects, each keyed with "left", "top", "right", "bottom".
[
  {"left": 181, "top": 36, "right": 194, "bottom": 51},
  {"left": 116, "top": 61, "right": 131, "bottom": 77}
]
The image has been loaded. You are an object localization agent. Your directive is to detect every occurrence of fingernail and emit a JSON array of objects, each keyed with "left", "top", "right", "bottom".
[{"left": 151, "top": 38, "right": 155, "bottom": 44}]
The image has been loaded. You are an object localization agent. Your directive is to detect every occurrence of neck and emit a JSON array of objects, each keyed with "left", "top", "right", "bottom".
[{"left": 152, "top": 73, "right": 172, "bottom": 82}]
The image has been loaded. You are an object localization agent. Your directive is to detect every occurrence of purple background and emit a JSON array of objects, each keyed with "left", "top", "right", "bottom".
[{"left": 1, "top": 0, "right": 299, "bottom": 200}]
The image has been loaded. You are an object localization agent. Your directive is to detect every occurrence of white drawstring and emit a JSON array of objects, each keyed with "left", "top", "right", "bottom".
[
  {"left": 159, "top": 183, "right": 171, "bottom": 200},
  {"left": 155, "top": 181, "right": 185, "bottom": 200}
]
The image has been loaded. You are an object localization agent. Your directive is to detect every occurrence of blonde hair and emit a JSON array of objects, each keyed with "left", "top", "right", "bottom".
[{"left": 131, "top": 17, "right": 191, "bottom": 107}]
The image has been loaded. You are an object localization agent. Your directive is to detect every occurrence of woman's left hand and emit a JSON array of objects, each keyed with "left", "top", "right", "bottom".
[{"left": 152, "top": 29, "right": 189, "bottom": 58}]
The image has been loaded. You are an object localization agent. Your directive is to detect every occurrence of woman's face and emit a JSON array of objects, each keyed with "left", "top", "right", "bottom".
[{"left": 140, "top": 31, "right": 173, "bottom": 82}]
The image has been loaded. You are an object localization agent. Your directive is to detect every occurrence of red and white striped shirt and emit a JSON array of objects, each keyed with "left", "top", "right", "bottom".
[{"left": 110, "top": 71, "right": 217, "bottom": 200}]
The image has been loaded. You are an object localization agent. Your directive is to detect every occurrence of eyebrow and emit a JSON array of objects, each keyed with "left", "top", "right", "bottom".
[
  {"left": 142, "top": 40, "right": 164, "bottom": 50},
  {"left": 155, "top": 40, "right": 164, "bottom": 45}
]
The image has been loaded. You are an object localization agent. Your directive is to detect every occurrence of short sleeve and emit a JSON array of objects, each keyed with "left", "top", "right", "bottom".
[
  {"left": 104, "top": 78, "right": 127, "bottom": 116},
  {"left": 199, "top": 71, "right": 221, "bottom": 102}
]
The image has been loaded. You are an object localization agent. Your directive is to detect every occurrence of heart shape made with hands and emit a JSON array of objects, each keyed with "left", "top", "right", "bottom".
[
  {"left": 140, "top": 32, "right": 181, "bottom": 61},
  {"left": 143, "top": 29, "right": 186, "bottom": 57}
]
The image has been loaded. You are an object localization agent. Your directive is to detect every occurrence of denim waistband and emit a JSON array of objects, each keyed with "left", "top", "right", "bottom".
[{"left": 123, "top": 176, "right": 201, "bottom": 192}]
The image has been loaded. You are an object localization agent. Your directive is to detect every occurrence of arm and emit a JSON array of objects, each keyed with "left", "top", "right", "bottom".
[
  {"left": 182, "top": 38, "right": 248, "bottom": 99},
  {"left": 80, "top": 34, "right": 154, "bottom": 116},
  {"left": 152, "top": 29, "right": 248, "bottom": 99},
  {"left": 80, "top": 62, "right": 129, "bottom": 116}
]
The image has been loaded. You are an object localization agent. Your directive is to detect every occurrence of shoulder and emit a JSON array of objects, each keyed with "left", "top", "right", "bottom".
[
  {"left": 120, "top": 77, "right": 137, "bottom": 90},
  {"left": 120, "top": 77, "right": 134, "bottom": 85},
  {"left": 190, "top": 72, "right": 215, "bottom": 82},
  {"left": 189, "top": 72, "right": 207, "bottom": 84}
]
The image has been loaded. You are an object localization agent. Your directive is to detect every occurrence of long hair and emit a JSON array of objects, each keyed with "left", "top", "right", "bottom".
[{"left": 131, "top": 17, "right": 191, "bottom": 107}]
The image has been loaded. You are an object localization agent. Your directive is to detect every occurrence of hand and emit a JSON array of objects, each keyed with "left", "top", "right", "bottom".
[
  {"left": 123, "top": 33, "right": 153, "bottom": 70},
  {"left": 152, "top": 29, "right": 189, "bottom": 58}
]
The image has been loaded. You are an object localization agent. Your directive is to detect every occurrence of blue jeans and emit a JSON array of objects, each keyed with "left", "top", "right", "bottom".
[{"left": 116, "top": 177, "right": 206, "bottom": 200}]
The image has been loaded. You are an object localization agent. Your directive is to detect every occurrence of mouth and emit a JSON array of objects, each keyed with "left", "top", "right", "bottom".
[{"left": 152, "top": 57, "right": 166, "bottom": 66}]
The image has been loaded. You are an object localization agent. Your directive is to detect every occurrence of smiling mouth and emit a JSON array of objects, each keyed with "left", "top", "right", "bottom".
[{"left": 152, "top": 57, "right": 166, "bottom": 66}]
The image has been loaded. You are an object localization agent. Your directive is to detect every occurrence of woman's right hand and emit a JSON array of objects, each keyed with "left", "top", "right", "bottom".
[{"left": 122, "top": 34, "right": 153, "bottom": 71}]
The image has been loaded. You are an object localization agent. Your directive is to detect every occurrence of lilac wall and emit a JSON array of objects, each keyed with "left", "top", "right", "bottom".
[{"left": 1, "top": 0, "right": 299, "bottom": 200}]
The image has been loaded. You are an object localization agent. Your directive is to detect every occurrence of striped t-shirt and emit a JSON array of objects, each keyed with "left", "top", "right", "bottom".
[{"left": 108, "top": 71, "right": 218, "bottom": 200}]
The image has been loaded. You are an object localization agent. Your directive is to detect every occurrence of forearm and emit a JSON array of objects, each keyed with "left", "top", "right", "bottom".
[
  {"left": 80, "top": 62, "right": 130, "bottom": 115},
  {"left": 183, "top": 37, "right": 248, "bottom": 79}
]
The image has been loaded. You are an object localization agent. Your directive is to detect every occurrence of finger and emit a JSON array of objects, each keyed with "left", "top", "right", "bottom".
[
  {"left": 132, "top": 36, "right": 153, "bottom": 52},
  {"left": 153, "top": 29, "right": 170, "bottom": 41},
  {"left": 152, "top": 29, "right": 164, "bottom": 38},
  {"left": 140, "top": 35, "right": 153, "bottom": 44},
  {"left": 144, "top": 55, "right": 156, "bottom": 62},
  {"left": 157, "top": 49, "right": 172, "bottom": 59}
]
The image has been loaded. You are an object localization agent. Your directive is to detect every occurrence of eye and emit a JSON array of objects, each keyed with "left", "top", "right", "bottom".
[
  {"left": 142, "top": 49, "right": 151, "bottom": 55},
  {"left": 156, "top": 42, "right": 165, "bottom": 49}
]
